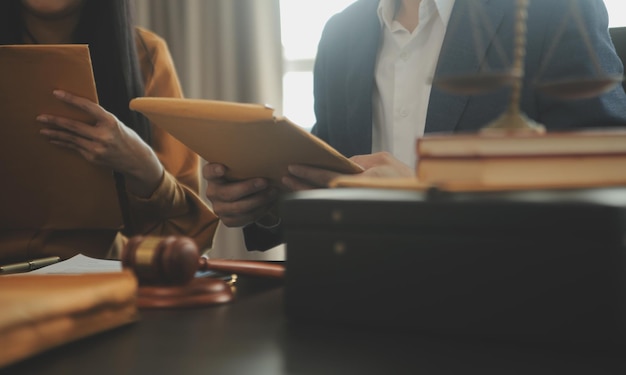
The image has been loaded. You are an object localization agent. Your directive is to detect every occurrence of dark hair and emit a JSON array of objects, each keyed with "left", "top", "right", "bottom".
[{"left": 0, "top": 0, "right": 152, "bottom": 144}]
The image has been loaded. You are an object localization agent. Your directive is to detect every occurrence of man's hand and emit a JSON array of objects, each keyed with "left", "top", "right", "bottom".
[
  {"left": 350, "top": 152, "right": 414, "bottom": 178},
  {"left": 284, "top": 151, "right": 413, "bottom": 190},
  {"left": 282, "top": 165, "right": 345, "bottom": 191},
  {"left": 203, "top": 163, "right": 279, "bottom": 227}
]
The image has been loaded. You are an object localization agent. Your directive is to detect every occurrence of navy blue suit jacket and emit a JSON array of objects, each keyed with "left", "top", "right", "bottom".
[
  {"left": 245, "top": 0, "right": 626, "bottom": 251},
  {"left": 311, "top": 0, "right": 626, "bottom": 157}
]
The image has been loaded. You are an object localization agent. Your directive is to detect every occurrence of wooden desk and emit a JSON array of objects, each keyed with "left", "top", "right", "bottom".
[{"left": 2, "top": 277, "right": 624, "bottom": 375}]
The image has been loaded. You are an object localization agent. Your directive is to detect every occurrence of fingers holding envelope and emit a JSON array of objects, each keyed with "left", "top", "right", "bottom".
[{"left": 37, "top": 90, "right": 164, "bottom": 197}]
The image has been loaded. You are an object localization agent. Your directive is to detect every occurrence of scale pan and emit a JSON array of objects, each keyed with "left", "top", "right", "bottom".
[
  {"left": 536, "top": 75, "right": 623, "bottom": 100},
  {"left": 433, "top": 72, "right": 519, "bottom": 95}
]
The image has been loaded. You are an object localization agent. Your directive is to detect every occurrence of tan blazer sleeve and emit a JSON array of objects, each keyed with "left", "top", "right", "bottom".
[{"left": 124, "top": 27, "right": 218, "bottom": 250}]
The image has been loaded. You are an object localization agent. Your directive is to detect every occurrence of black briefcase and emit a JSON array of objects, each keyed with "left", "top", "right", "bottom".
[{"left": 281, "top": 187, "right": 626, "bottom": 343}]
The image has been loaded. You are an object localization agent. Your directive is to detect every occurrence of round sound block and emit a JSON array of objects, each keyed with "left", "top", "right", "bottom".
[{"left": 137, "top": 278, "right": 234, "bottom": 309}]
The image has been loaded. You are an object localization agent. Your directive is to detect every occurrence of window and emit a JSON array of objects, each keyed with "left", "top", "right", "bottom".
[
  {"left": 279, "top": 1, "right": 626, "bottom": 130},
  {"left": 604, "top": 0, "right": 626, "bottom": 27},
  {"left": 280, "top": 0, "right": 357, "bottom": 130}
]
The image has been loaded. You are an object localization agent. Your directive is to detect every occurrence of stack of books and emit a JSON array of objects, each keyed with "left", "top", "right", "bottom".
[{"left": 415, "top": 128, "right": 626, "bottom": 190}]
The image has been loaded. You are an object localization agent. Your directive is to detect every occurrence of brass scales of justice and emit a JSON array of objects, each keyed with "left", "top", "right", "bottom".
[{"left": 432, "top": 0, "right": 623, "bottom": 134}]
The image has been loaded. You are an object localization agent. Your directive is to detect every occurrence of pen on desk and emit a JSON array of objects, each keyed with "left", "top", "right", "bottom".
[{"left": 0, "top": 256, "right": 61, "bottom": 274}]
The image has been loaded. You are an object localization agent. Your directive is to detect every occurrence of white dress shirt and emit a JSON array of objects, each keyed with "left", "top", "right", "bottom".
[{"left": 372, "top": 0, "right": 455, "bottom": 169}]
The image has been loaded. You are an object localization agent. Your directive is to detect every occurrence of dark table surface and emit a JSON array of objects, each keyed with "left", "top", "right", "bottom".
[{"left": 2, "top": 276, "right": 625, "bottom": 375}]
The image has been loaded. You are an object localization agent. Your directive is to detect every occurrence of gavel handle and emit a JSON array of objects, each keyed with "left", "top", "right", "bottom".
[{"left": 200, "top": 258, "right": 285, "bottom": 279}]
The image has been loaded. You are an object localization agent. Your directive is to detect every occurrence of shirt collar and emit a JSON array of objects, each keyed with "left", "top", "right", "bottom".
[{"left": 377, "top": 0, "right": 456, "bottom": 30}]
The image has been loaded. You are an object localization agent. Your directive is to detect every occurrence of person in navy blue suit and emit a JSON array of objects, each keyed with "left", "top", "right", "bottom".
[{"left": 203, "top": 0, "right": 626, "bottom": 250}]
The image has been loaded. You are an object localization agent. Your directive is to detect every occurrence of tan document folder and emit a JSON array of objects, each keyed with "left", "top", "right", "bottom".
[
  {"left": 0, "top": 45, "right": 122, "bottom": 230},
  {"left": 129, "top": 98, "right": 363, "bottom": 186},
  {"left": 0, "top": 271, "right": 138, "bottom": 368}
]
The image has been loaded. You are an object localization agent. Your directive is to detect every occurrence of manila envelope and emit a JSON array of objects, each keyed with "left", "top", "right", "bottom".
[
  {"left": 130, "top": 97, "right": 363, "bottom": 187},
  {"left": 0, "top": 45, "right": 122, "bottom": 230}
]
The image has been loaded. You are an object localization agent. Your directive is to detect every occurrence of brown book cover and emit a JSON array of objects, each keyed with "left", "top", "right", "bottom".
[
  {"left": 129, "top": 97, "right": 363, "bottom": 186},
  {"left": 0, "top": 271, "right": 138, "bottom": 368},
  {"left": 417, "top": 154, "right": 626, "bottom": 190},
  {"left": 416, "top": 128, "right": 626, "bottom": 158},
  {"left": 0, "top": 44, "right": 122, "bottom": 230}
]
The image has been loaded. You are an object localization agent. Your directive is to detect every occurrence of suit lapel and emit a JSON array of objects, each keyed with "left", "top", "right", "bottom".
[
  {"left": 344, "top": 1, "right": 381, "bottom": 154},
  {"left": 426, "top": 0, "right": 506, "bottom": 133}
]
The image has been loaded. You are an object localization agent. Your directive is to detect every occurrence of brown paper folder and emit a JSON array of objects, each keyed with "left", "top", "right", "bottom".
[
  {"left": 0, "top": 271, "right": 138, "bottom": 368},
  {"left": 0, "top": 45, "right": 122, "bottom": 230},
  {"left": 129, "top": 98, "right": 363, "bottom": 186}
]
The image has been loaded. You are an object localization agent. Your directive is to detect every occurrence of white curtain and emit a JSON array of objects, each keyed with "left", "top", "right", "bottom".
[
  {"left": 133, "top": 0, "right": 283, "bottom": 106},
  {"left": 133, "top": 0, "right": 286, "bottom": 260}
]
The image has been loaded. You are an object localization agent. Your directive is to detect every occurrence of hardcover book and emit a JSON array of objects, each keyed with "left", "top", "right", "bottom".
[
  {"left": 0, "top": 271, "right": 138, "bottom": 368},
  {"left": 416, "top": 128, "right": 626, "bottom": 158},
  {"left": 417, "top": 155, "right": 626, "bottom": 189}
]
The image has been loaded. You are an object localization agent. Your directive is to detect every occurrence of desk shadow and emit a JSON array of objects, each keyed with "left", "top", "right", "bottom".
[{"left": 281, "top": 322, "right": 626, "bottom": 375}]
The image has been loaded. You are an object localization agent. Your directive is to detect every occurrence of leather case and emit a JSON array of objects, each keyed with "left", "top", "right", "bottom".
[
  {"left": 0, "top": 271, "right": 138, "bottom": 368},
  {"left": 281, "top": 187, "right": 626, "bottom": 343}
]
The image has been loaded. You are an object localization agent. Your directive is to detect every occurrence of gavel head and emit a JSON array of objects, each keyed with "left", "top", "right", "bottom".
[{"left": 121, "top": 236, "right": 200, "bottom": 285}]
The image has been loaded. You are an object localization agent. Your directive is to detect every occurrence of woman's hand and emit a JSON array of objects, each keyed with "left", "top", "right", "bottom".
[{"left": 37, "top": 90, "right": 164, "bottom": 198}]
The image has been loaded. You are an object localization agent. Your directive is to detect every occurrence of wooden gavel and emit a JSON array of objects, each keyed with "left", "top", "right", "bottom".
[{"left": 121, "top": 235, "right": 284, "bottom": 285}]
